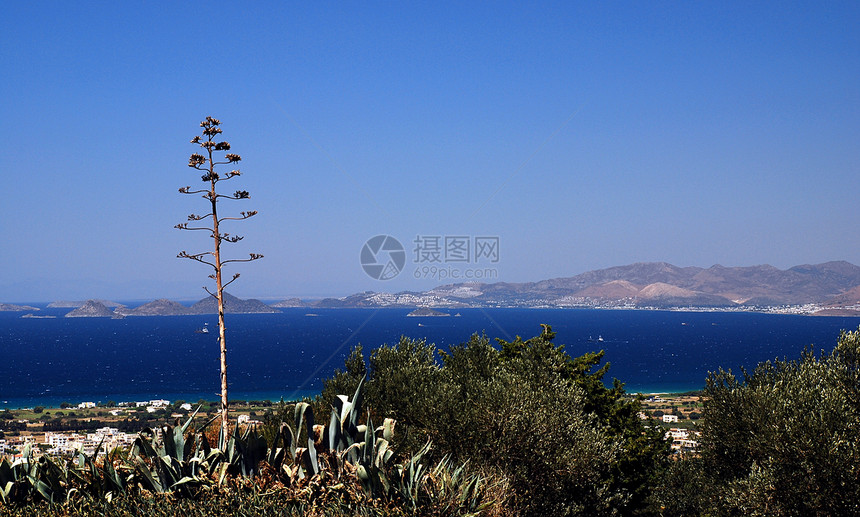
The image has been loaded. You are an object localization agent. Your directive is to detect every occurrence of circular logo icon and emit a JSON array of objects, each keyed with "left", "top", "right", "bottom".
[{"left": 361, "top": 235, "right": 406, "bottom": 280}]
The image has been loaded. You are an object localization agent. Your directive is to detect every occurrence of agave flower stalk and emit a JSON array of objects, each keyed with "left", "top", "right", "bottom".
[{"left": 176, "top": 116, "right": 262, "bottom": 437}]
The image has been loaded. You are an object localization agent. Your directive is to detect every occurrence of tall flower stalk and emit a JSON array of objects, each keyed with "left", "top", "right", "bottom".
[{"left": 176, "top": 116, "right": 262, "bottom": 436}]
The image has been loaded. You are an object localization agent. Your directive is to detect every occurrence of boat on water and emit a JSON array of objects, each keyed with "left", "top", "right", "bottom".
[{"left": 195, "top": 323, "right": 210, "bottom": 334}]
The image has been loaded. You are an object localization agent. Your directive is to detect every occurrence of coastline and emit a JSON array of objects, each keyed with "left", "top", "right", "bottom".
[
  {"left": 1, "top": 384, "right": 704, "bottom": 410},
  {"left": 1, "top": 389, "right": 321, "bottom": 411}
]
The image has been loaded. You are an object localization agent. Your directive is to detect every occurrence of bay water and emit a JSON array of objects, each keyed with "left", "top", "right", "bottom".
[{"left": 2, "top": 307, "right": 858, "bottom": 409}]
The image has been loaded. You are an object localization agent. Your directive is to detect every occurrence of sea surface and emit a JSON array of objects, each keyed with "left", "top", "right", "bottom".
[{"left": 2, "top": 307, "right": 859, "bottom": 409}]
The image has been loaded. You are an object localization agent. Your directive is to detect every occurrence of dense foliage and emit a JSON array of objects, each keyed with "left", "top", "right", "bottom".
[
  {"left": 321, "top": 324, "right": 669, "bottom": 515},
  {"left": 653, "top": 326, "right": 860, "bottom": 515},
  {"left": 0, "top": 386, "right": 501, "bottom": 516}
]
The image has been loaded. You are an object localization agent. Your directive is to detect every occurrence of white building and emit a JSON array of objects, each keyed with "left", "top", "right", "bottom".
[
  {"left": 666, "top": 428, "right": 688, "bottom": 440},
  {"left": 237, "top": 414, "right": 263, "bottom": 427},
  {"left": 39, "top": 428, "right": 137, "bottom": 457},
  {"left": 665, "top": 428, "right": 700, "bottom": 453},
  {"left": 45, "top": 432, "right": 70, "bottom": 450},
  {"left": 662, "top": 414, "right": 679, "bottom": 423}
]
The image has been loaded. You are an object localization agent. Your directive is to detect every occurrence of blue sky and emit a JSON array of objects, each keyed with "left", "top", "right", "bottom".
[{"left": 1, "top": 2, "right": 858, "bottom": 302}]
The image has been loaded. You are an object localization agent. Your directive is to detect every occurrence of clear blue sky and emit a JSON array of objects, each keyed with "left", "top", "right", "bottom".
[{"left": 1, "top": 2, "right": 858, "bottom": 303}]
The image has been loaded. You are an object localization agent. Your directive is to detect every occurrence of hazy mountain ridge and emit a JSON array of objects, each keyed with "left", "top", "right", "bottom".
[
  {"left": 318, "top": 261, "right": 860, "bottom": 310},
  {"left": 823, "top": 285, "right": 860, "bottom": 307},
  {"left": 8, "top": 261, "right": 860, "bottom": 315}
]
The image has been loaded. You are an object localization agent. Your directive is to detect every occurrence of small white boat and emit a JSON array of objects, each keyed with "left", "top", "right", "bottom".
[{"left": 196, "top": 323, "right": 210, "bottom": 334}]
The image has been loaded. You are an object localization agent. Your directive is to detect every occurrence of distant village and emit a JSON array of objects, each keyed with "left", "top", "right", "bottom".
[
  {"left": 0, "top": 399, "right": 263, "bottom": 459},
  {"left": 1, "top": 394, "right": 700, "bottom": 460}
]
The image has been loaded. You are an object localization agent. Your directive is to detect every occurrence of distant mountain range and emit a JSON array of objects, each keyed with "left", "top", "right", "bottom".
[
  {"left": 4, "top": 261, "right": 860, "bottom": 317},
  {"left": 404, "top": 261, "right": 860, "bottom": 308},
  {"left": 430, "top": 261, "right": 860, "bottom": 307},
  {"left": 300, "top": 261, "right": 860, "bottom": 314},
  {"left": 303, "top": 261, "right": 860, "bottom": 314}
]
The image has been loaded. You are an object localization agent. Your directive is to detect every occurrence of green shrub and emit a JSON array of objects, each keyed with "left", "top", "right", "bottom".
[
  {"left": 655, "top": 326, "right": 860, "bottom": 515},
  {"left": 321, "top": 325, "right": 670, "bottom": 515}
]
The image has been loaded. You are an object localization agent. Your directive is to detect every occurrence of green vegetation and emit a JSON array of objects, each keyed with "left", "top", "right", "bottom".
[
  {"left": 0, "top": 382, "right": 498, "bottom": 516},
  {"left": 3, "top": 325, "right": 859, "bottom": 515},
  {"left": 322, "top": 324, "right": 668, "bottom": 515},
  {"left": 652, "top": 326, "right": 860, "bottom": 515}
]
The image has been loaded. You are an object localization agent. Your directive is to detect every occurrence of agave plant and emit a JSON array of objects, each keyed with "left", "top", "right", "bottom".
[
  {"left": 1, "top": 379, "right": 496, "bottom": 515},
  {"left": 129, "top": 406, "right": 221, "bottom": 495},
  {"left": 0, "top": 447, "right": 52, "bottom": 504},
  {"left": 0, "top": 443, "right": 112, "bottom": 505}
]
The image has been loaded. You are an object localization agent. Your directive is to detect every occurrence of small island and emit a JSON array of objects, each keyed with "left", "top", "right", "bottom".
[
  {"left": 406, "top": 307, "right": 450, "bottom": 317},
  {"left": 0, "top": 303, "right": 40, "bottom": 312},
  {"left": 65, "top": 300, "right": 117, "bottom": 318}
]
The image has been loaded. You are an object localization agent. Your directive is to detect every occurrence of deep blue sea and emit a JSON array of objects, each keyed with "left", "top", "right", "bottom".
[{"left": 2, "top": 307, "right": 859, "bottom": 409}]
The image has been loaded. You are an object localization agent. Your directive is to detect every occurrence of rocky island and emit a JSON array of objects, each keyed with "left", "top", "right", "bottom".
[
  {"left": 48, "top": 300, "right": 124, "bottom": 309},
  {"left": 52, "top": 293, "right": 281, "bottom": 317},
  {"left": 270, "top": 297, "right": 303, "bottom": 308},
  {"left": 115, "top": 299, "right": 192, "bottom": 317},
  {"left": 65, "top": 300, "right": 121, "bottom": 318},
  {"left": 0, "top": 303, "right": 40, "bottom": 312},
  {"left": 188, "top": 292, "right": 279, "bottom": 314},
  {"left": 407, "top": 308, "right": 450, "bottom": 317}
]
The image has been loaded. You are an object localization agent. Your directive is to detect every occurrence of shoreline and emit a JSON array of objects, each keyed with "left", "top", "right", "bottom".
[
  {"left": 0, "top": 389, "right": 321, "bottom": 411},
  {"left": 4, "top": 303, "right": 860, "bottom": 318},
  {"left": 0, "top": 385, "right": 704, "bottom": 410}
]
